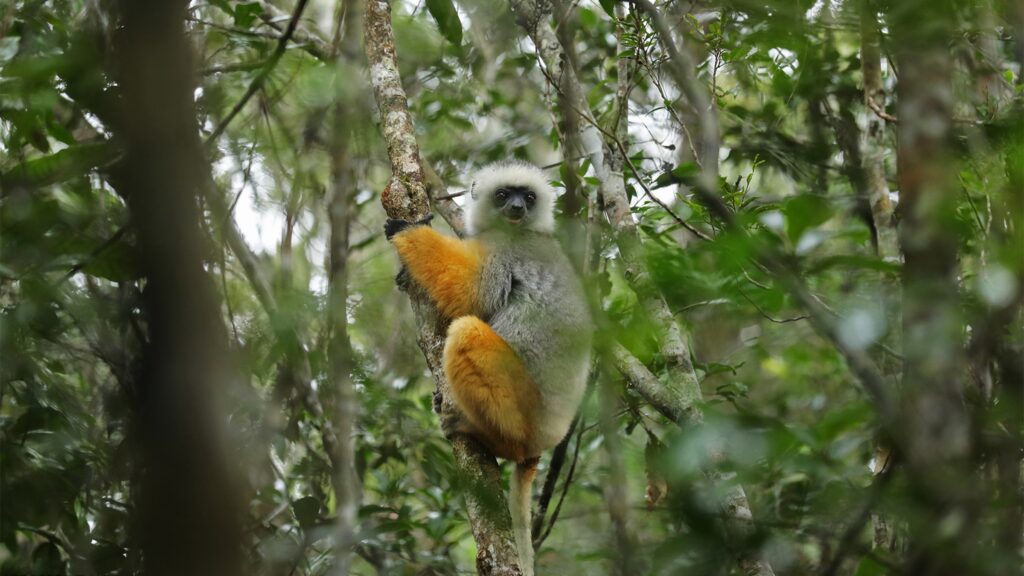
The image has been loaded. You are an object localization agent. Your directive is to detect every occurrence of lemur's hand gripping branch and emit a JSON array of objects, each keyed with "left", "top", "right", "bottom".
[{"left": 384, "top": 213, "right": 434, "bottom": 240}]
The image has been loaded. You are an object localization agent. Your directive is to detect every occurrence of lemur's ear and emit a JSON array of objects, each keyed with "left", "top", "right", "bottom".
[{"left": 469, "top": 180, "right": 479, "bottom": 200}]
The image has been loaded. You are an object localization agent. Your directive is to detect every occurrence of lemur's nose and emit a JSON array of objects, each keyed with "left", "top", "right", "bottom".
[{"left": 507, "top": 197, "right": 526, "bottom": 213}]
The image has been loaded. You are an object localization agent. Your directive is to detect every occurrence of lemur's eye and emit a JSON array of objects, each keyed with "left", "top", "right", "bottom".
[
  {"left": 495, "top": 189, "right": 509, "bottom": 200},
  {"left": 525, "top": 192, "right": 536, "bottom": 203}
]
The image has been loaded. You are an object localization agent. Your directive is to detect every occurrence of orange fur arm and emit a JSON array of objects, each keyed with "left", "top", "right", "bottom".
[{"left": 391, "top": 226, "right": 485, "bottom": 319}]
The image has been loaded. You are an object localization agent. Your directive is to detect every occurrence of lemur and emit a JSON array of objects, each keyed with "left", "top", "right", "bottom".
[{"left": 385, "top": 161, "right": 593, "bottom": 575}]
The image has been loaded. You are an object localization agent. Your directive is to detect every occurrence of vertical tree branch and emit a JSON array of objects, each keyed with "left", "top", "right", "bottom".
[
  {"left": 204, "top": 182, "right": 277, "bottom": 313},
  {"left": 114, "top": 1, "right": 243, "bottom": 574},
  {"left": 856, "top": 3, "right": 904, "bottom": 555},
  {"left": 1012, "top": 0, "right": 1024, "bottom": 82},
  {"left": 364, "top": 0, "right": 427, "bottom": 221},
  {"left": 893, "top": 1, "right": 969, "bottom": 476},
  {"left": 891, "top": 8, "right": 972, "bottom": 575},
  {"left": 363, "top": 2, "right": 521, "bottom": 574},
  {"left": 859, "top": 2, "right": 899, "bottom": 261},
  {"left": 974, "top": 1, "right": 1014, "bottom": 113},
  {"left": 598, "top": 366, "right": 642, "bottom": 575},
  {"left": 327, "top": 1, "right": 363, "bottom": 573}
]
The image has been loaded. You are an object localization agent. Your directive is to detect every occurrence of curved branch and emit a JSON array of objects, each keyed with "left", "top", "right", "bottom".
[{"left": 867, "top": 95, "right": 899, "bottom": 123}]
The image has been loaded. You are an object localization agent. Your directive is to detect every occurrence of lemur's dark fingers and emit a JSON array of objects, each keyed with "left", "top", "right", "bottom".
[
  {"left": 384, "top": 214, "right": 434, "bottom": 240},
  {"left": 384, "top": 218, "right": 411, "bottom": 240}
]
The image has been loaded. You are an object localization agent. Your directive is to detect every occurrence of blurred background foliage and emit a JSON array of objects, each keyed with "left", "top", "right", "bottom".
[{"left": 1, "top": 0, "right": 1022, "bottom": 575}]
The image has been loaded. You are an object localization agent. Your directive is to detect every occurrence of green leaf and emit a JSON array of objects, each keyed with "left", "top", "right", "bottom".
[
  {"left": 784, "top": 194, "right": 832, "bottom": 242},
  {"left": 853, "top": 556, "right": 886, "bottom": 576},
  {"left": 599, "top": 0, "right": 617, "bottom": 19},
  {"left": 654, "top": 163, "right": 700, "bottom": 188},
  {"left": 234, "top": 2, "right": 264, "bottom": 29},
  {"left": 672, "top": 162, "right": 700, "bottom": 181},
  {"left": 0, "top": 141, "right": 119, "bottom": 189},
  {"left": 578, "top": 7, "right": 600, "bottom": 30},
  {"left": 31, "top": 542, "right": 64, "bottom": 575},
  {"left": 208, "top": 0, "right": 233, "bottom": 15},
  {"left": 82, "top": 241, "right": 143, "bottom": 282},
  {"left": 425, "top": 0, "right": 463, "bottom": 47}
]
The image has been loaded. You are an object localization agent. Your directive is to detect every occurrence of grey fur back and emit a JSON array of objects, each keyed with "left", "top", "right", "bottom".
[{"left": 475, "top": 229, "right": 593, "bottom": 449}]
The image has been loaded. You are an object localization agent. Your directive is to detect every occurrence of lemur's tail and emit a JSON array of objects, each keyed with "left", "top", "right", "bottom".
[{"left": 510, "top": 458, "right": 539, "bottom": 576}]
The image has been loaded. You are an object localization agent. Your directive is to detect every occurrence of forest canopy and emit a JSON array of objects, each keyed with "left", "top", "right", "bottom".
[{"left": 1, "top": 1, "right": 1022, "bottom": 576}]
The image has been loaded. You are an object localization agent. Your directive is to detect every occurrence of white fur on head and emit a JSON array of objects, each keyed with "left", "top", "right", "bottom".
[{"left": 465, "top": 161, "right": 556, "bottom": 235}]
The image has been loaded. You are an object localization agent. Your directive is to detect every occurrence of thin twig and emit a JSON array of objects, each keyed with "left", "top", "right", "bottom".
[
  {"left": 625, "top": 0, "right": 719, "bottom": 186},
  {"left": 534, "top": 64, "right": 712, "bottom": 242},
  {"left": 524, "top": 27, "right": 702, "bottom": 240},
  {"left": 868, "top": 94, "right": 979, "bottom": 125},
  {"left": 224, "top": 139, "right": 258, "bottom": 225},
  {"left": 961, "top": 182, "right": 988, "bottom": 237},
  {"left": 432, "top": 190, "right": 467, "bottom": 201},
  {"left": 219, "top": 241, "right": 239, "bottom": 345},
  {"left": 257, "top": 1, "right": 331, "bottom": 60},
  {"left": 818, "top": 453, "right": 898, "bottom": 576},
  {"left": 739, "top": 289, "right": 809, "bottom": 324},
  {"left": 679, "top": 298, "right": 730, "bottom": 313},
  {"left": 57, "top": 224, "right": 130, "bottom": 285},
  {"left": 866, "top": 95, "right": 898, "bottom": 123},
  {"left": 742, "top": 268, "right": 772, "bottom": 290},
  {"left": 188, "top": 18, "right": 282, "bottom": 40},
  {"left": 201, "top": 60, "right": 268, "bottom": 75},
  {"left": 876, "top": 343, "right": 903, "bottom": 361}
]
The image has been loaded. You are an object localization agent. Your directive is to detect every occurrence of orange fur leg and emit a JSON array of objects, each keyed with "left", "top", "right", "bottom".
[
  {"left": 391, "top": 227, "right": 485, "bottom": 319},
  {"left": 443, "top": 316, "right": 541, "bottom": 462}
]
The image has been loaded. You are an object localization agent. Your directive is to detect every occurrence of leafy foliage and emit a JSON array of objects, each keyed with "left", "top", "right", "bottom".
[{"left": 1, "top": 1, "right": 1021, "bottom": 575}]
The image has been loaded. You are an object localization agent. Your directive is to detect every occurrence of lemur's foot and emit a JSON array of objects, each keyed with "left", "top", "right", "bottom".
[
  {"left": 439, "top": 407, "right": 473, "bottom": 438},
  {"left": 395, "top": 267, "right": 412, "bottom": 291},
  {"left": 432, "top": 389, "right": 444, "bottom": 414}
]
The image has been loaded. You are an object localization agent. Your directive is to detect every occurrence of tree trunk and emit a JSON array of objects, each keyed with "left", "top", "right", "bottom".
[
  {"left": 892, "top": 3, "right": 972, "bottom": 574},
  {"left": 327, "top": 3, "right": 363, "bottom": 575},
  {"left": 114, "top": 1, "right": 243, "bottom": 574}
]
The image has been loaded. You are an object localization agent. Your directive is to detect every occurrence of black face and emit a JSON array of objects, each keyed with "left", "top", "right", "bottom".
[{"left": 492, "top": 186, "right": 537, "bottom": 225}]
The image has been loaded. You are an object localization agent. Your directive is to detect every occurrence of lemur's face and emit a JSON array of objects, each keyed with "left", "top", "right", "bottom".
[{"left": 491, "top": 185, "right": 537, "bottom": 226}]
